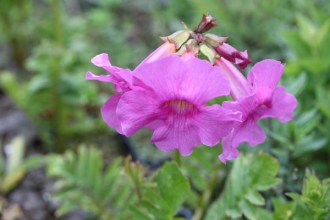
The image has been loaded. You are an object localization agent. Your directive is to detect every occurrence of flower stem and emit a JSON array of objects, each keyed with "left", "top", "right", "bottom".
[
  {"left": 192, "top": 170, "right": 218, "bottom": 220},
  {"left": 173, "top": 149, "right": 181, "bottom": 166}
]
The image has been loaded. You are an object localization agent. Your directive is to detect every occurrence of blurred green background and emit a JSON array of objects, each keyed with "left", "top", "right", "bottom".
[{"left": 0, "top": 0, "right": 329, "bottom": 200}]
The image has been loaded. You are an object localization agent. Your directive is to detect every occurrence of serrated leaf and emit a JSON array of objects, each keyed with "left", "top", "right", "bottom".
[
  {"left": 272, "top": 197, "right": 295, "bottom": 220},
  {"left": 287, "top": 172, "right": 330, "bottom": 220},
  {"left": 156, "top": 162, "right": 190, "bottom": 215},
  {"left": 245, "top": 191, "right": 265, "bottom": 206},
  {"left": 239, "top": 200, "right": 259, "bottom": 220},
  {"left": 205, "top": 153, "right": 280, "bottom": 220}
]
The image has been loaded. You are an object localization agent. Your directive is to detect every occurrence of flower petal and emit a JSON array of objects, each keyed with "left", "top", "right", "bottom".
[
  {"left": 215, "top": 58, "right": 251, "bottom": 100},
  {"left": 197, "top": 105, "right": 242, "bottom": 146},
  {"left": 85, "top": 71, "right": 112, "bottom": 82},
  {"left": 247, "top": 59, "right": 284, "bottom": 93},
  {"left": 261, "top": 86, "right": 297, "bottom": 122},
  {"left": 232, "top": 118, "right": 266, "bottom": 147},
  {"left": 184, "top": 57, "right": 231, "bottom": 103},
  {"left": 101, "top": 94, "right": 124, "bottom": 134},
  {"left": 223, "top": 95, "right": 258, "bottom": 119},
  {"left": 91, "top": 53, "right": 123, "bottom": 73},
  {"left": 117, "top": 89, "right": 160, "bottom": 136},
  {"left": 133, "top": 55, "right": 230, "bottom": 104},
  {"left": 135, "top": 42, "right": 176, "bottom": 69},
  {"left": 86, "top": 69, "right": 133, "bottom": 92},
  {"left": 219, "top": 117, "right": 266, "bottom": 163},
  {"left": 219, "top": 132, "right": 240, "bottom": 163},
  {"left": 151, "top": 120, "right": 201, "bottom": 156}
]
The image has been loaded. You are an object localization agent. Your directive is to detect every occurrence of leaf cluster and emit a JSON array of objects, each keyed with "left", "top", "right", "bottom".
[{"left": 47, "top": 146, "right": 190, "bottom": 220}]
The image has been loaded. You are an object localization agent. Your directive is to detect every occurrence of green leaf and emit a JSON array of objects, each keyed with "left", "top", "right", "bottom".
[
  {"left": 46, "top": 146, "right": 136, "bottom": 219},
  {"left": 6, "top": 136, "right": 25, "bottom": 174},
  {"left": 205, "top": 153, "right": 280, "bottom": 220},
  {"left": 156, "top": 162, "right": 190, "bottom": 214},
  {"left": 245, "top": 191, "right": 265, "bottom": 206},
  {"left": 1, "top": 136, "right": 26, "bottom": 193},
  {"left": 282, "top": 31, "right": 310, "bottom": 59},
  {"left": 288, "top": 172, "right": 330, "bottom": 220},
  {"left": 272, "top": 198, "right": 295, "bottom": 220}
]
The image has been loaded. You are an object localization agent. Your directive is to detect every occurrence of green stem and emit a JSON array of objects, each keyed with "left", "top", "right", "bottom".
[
  {"left": 192, "top": 170, "right": 218, "bottom": 220},
  {"left": 52, "top": 0, "right": 63, "bottom": 44},
  {"left": 133, "top": 177, "right": 143, "bottom": 203},
  {"left": 173, "top": 149, "right": 181, "bottom": 166},
  {"left": 51, "top": 0, "right": 65, "bottom": 153}
]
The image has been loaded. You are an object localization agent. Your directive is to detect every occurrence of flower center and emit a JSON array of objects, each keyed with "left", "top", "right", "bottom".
[{"left": 162, "top": 99, "right": 196, "bottom": 115}]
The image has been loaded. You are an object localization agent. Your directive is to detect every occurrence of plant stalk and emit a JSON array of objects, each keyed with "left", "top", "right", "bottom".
[
  {"left": 51, "top": 0, "right": 65, "bottom": 153},
  {"left": 173, "top": 149, "right": 181, "bottom": 166}
]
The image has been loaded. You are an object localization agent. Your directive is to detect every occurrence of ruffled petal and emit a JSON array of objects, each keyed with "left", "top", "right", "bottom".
[
  {"left": 85, "top": 71, "right": 112, "bottom": 82},
  {"left": 247, "top": 59, "right": 284, "bottom": 102},
  {"left": 91, "top": 53, "right": 123, "bottom": 73},
  {"left": 133, "top": 55, "right": 230, "bottom": 104},
  {"left": 101, "top": 94, "right": 124, "bottom": 134},
  {"left": 110, "top": 70, "right": 133, "bottom": 92},
  {"left": 232, "top": 118, "right": 266, "bottom": 147},
  {"left": 219, "top": 117, "right": 266, "bottom": 163},
  {"left": 150, "top": 104, "right": 241, "bottom": 155},
  {"left": 261, "top": 86, "right": 297, "bottom": 122},
  {"left": 151, "top": 120, "right": 201, "bottom": 156},
  {"left": 116, "top": 89, "right": 160, "bottom": 136},
  {"left": 223, "top": 95, "right": 258, "bottom": 119},
  {"left": 219, "top": 132, "right": 240, "bottom": 163},
  {"left": 86, "top": 69, "right": 133, "bottom": 92},
  {"left": 197, "top": 105, "right": 242, "bottom": 146}
]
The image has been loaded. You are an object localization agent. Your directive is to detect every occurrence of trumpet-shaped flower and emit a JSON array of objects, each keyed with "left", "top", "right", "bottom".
[
  {"left": 86, "top": 41, "right": 177, "bottom": 134},
  {"left": 216, "top": 58, "right": 297, "bottom": 163},
  {"left": 116, "top": 55, "right": 241, "bottom": 155}
]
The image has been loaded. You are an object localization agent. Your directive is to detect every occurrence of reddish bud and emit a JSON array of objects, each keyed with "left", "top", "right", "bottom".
[
  {"left": 215, "top": 43, "right": 252, "bottom": 69},
  {"left": 194, "top": 14, "right": 217, "bottom": 33}
]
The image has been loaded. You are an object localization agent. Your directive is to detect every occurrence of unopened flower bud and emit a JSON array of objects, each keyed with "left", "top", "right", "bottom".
[
  {"left": 215, "top": 43, "right": 251, "bottom": 69},
  {"left": 194, "top": 14, "right": 217, "bottom": 33}
]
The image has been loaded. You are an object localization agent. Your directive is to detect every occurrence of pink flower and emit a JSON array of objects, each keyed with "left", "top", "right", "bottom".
[
  {"left": 85, "top": 41, "right": 177, "bottom": 134},
  {"left": 215, "top": 58, "right": 297, "bottom": 163},
  {"left": 116, "top": 55, "right": 241, "bottom": 155}
]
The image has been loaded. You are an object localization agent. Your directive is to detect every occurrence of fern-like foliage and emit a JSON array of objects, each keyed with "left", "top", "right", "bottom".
[
  {"left": 47, "top": 147, "right": 191, "bottom": 220},
  {"left": 124, "top": 161, "right": 190, "bottom": 220},
  {"left": 47, "top": 146, "right": 136, "bottom": 219}
]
